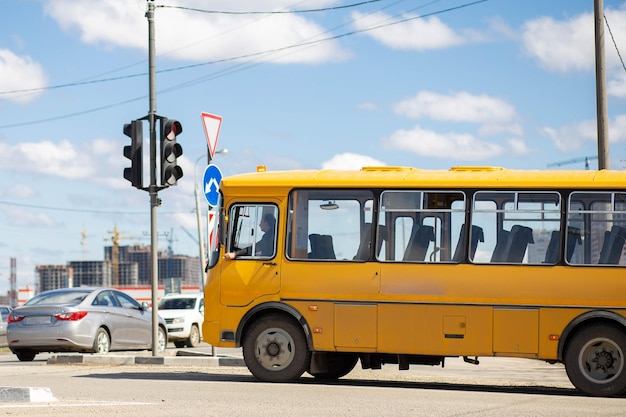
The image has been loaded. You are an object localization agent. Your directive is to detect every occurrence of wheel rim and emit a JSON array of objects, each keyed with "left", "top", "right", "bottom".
[
  {"left": 578, "top": 336, "right": 624, "bottom": 384},
  {"left": 96, "top": 331, "right": 109, "bottom": 353},
  {"left": 157, "top": 328, "right": 167, "bottom": 351},
  {"left": 254, "top": 327, "right": 296, "bottom": 371},
  {"left": 190, "top": 326, "right": 200, "bottom": 346}
]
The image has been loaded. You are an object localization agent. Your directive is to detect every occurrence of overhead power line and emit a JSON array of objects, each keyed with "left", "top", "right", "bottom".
[
  {"left": 0, "top": 199, "right": 186, "bottom": 215},
  {"left": 0, "top": 0, "right": 385, "bottom": 97},
  {"left": 604, "top": 13, "right": 626, "bottom": 73},
  {"left": 161, "top": 0, "right": 383, "bottom": 15},
  {"left": 0, "top": 0, "right": 487, "bottom": 129}
]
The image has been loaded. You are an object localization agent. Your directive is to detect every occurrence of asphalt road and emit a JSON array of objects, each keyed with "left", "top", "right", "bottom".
[{"left": 0, "top": 346, "right": 625, "bottom": 416}]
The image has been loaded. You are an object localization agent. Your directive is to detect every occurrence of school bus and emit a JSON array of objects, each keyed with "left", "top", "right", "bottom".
[{"left": 203, "top": 166, "right": 626, "bottom": 397}]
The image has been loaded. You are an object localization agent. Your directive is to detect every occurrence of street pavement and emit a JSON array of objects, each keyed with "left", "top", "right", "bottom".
[{"left": 0, "top": 344, "right": 244, "bottom": 402}]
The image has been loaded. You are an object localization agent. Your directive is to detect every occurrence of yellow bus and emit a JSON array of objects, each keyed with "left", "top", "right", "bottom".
[{"left": 203, "top": 166, "right": 626, "bottom": 397}]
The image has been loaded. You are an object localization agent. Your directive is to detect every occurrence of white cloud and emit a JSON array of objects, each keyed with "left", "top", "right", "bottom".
[
  {"left": 13, "top": 140, "right": 97, "bottom": 179},
  {"left": 382, "top": 126, "right": 504, "bottom": 161},
  {"left": 357, "top": 101, "right": 378, "bottom": 111},
  {"left": 507, "top": 138, "right": 530, "bottom": 155},
  {"left": 351, "top": 11, "right": 467, "bottom": 50},
  {"left": 0, "top": 138, "right": 128, "bottom": 183},
  {"left": 45, "top": 0, "right": 349, "bottom": 64},
  {"left": 395, "top": 91, "right": 516, "bottom": 123},
  {"left": 522, "top": 14, "right": 593, "bottom": 73},
  {"left": 608, "top": 72, "right": 626, "bottom": 98},
  {"left": 1, "top": 205, "right": 57, "bottom": 228},
  {"left": 0, "top": 49, "right": 47, "bottom": 103},
  {"left": 393, "top": 91, "right": 521, "bottom": 136},
  {"left": 522, "top": 6, "right": 626, "bottom": 76},
  {"left": 6, "top": 184, "right": 37, "bottom": 199},
  {"left": 541, "top": 123, "right": 594, "bottom": 153},
  {"left": 321, "top": 153, "right": 385, "bottom": 169}
]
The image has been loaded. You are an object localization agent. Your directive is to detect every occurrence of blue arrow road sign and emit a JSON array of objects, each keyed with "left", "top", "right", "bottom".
[{"left": 203, "top": 164, "right": 223, "bottom": 206}]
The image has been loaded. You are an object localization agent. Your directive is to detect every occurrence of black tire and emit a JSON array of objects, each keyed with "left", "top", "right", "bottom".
[
  {"left": 93, "top": 327, "right": 111, "bottom": 354},
  {"left": 15, "top": 350, "right": 36, "bottom": 362},
  {"left": 309, "top": 352, "right": 358, "bottom": 380},
  {"left": 174, "top": 341, "right": 186, "bottom": 349},
  {"left": 242, "top": 314, "right": 311, "bottom": 382},
  {"left": 187, "top": 324, "right": 201, "bottom": 348},
  {"left": 564, "top": 323, "right": 626, "bottom": 397}
]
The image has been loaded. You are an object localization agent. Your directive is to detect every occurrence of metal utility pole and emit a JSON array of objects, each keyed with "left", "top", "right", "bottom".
[
  {"left": 147, "top": 0, "right": 160, "bottom": 356},
  {"left": 595, "top": 0, "right": 610, "bottom": 169}
]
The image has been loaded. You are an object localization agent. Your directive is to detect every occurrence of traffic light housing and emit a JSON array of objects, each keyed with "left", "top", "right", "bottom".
[
  {"left": 160, "top": 118, "right": 183, "bottom": 186},
  {"left": 123, "top": 120, "right": 143, "bottom": 189}
]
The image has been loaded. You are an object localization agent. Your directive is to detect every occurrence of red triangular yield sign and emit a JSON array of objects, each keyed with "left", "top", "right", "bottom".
[{"left": 201, "top": 112, "right": 222, "bottom": 159}]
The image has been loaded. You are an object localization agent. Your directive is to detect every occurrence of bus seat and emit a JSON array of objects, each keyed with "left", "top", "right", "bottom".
[
  {"left": 308, "top": 234, "right": 336, "bottom": 260},
  {"left": 544, "top": 231, "right": 560, "bottom": 264},
  {"left": 490, "top": 230, "right": 510, "bottom": 262},
  {"left": 504, "top": 225, "right": 534, "bottom": 263},
  {"left": 598, "top": 225, "right": 626, "bottom": 264},
  {"left": 453, "top": 224, "right": 484, "bottom": 262},
  {"left": 566, "top": 226, "right": 582, "bottom": 262},
  {"left": 403, "top": 224, "right": 435, "bottom": 262},
  {"left": 354, "top": 223, "right": 373, "bottom": 260}
]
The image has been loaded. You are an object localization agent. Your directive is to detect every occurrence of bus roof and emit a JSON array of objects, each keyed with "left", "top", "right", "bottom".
[{"left": 220, "top": 166, "right": 626, "bottom": 191}]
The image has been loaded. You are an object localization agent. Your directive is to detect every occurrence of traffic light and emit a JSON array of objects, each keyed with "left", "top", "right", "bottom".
[
  {"left": 123, "top": 120, "right": 143, "bottom": 189},
  {"left": 160, "top": 118, "right": 183, "bottom": 186}
]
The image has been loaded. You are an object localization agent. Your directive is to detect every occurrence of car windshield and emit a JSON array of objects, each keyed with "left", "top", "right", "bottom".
[
  {"left": 159, "top": 298, "right": 196, "bottom": 310},
  {"left": 24, "top": 290, "right": 92, "bottom": 306}
]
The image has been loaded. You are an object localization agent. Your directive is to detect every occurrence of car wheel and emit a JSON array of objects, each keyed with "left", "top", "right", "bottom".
[
  {"left": 174, "top": 341, "right": 186, "bottom": 349},
  {"left": 15, "top": 350, "right": 36, "bottom": 362},
  {"left": 93, "top": 327, "right": 110, "bottom": 354},
  {"left": 565, "top": 323, "right": 626, "bottom": 397},
  {"left": 242, "top": 313, "right": 311, "bottom": 382},
  {"left": 187, "top": 324, "right": 201, "bottom": 348},
  {"left": 157, "top": 326, "right": 167, "bottom": 352}
]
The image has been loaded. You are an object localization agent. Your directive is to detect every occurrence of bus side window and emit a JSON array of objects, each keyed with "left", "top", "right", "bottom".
[
  {"left": 227, "top": 204, "right": 278, "bottom": 259},
  {"left": 287, "top": 189, "right": 373, "bottom": 261},
  {"left": 568, "top": 192, "right": 626, "bottom": 265},
  {"left": 474, "top": 191, "right": 560, "bottom": 264}
]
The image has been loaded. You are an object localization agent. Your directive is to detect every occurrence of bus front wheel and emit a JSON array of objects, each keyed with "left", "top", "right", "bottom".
[
  {"left": 565, "top": 323, "right": 626, "bottom": 397},
  {"left": 243, "top": 314, "right": 311, "bottom": 382}
]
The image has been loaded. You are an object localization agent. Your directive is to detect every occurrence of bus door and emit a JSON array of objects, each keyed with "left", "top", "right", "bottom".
[{"left": 220, "top": 203, "right": 280, "bottom": 307}]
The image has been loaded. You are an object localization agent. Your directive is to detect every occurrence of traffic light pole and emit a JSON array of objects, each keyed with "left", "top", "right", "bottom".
[{"left": 147, "top": 0, "right": 160, "bottom": 356}]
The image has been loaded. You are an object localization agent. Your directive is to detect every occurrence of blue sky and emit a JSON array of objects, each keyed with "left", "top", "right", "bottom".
[{"left": 2, "top": 0, "right": 626, "bottom": 292}]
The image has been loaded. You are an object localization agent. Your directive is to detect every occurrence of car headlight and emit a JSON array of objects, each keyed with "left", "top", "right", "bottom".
[{"left": 172, "top": 317, "right": 185, "bottom": 324}]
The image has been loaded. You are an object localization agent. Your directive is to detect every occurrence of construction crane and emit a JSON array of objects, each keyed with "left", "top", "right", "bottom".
[
  {"left": 81, "top": 228, "right": 87, "bottom": 260},
  {"left": 547, "top": 156, "right": 598, "bottom": 170},
  {"left": 104, "top": 226, "right": 139, "bottom": 287}
]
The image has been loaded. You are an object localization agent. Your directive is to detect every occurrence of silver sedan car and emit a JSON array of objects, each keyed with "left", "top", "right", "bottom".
[{"left": 7, "top": 287, "right": 167, "bottom": 361}]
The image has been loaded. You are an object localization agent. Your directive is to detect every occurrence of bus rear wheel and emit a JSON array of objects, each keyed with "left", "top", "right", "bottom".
[
  {"left": 565, "top": 323, "right": 626, "bottom": 397},
  {"left": 243, "top": 314, "right": 311, "bottom": 382}
]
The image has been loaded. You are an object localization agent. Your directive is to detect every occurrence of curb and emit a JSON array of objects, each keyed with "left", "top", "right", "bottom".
[
  {"left": 0, "top": 386, "right": 57, "bottom": 403},
  {"left": 47, "top": 354, "right": 245, "bottom": 367}
]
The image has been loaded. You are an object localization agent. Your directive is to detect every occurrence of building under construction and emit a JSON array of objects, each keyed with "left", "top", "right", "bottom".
[{"left": 35, "top": 244, "right": 199, "bottom": 295}]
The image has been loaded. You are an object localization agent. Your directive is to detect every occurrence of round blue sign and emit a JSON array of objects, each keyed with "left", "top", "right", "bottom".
[{"left": 203, "top": 164, "right": 223, "bottom": 206}]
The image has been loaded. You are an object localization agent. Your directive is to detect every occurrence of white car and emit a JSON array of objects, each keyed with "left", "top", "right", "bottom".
[{"left": 158, "top": 293, "right": 204, "bottom": 348}]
